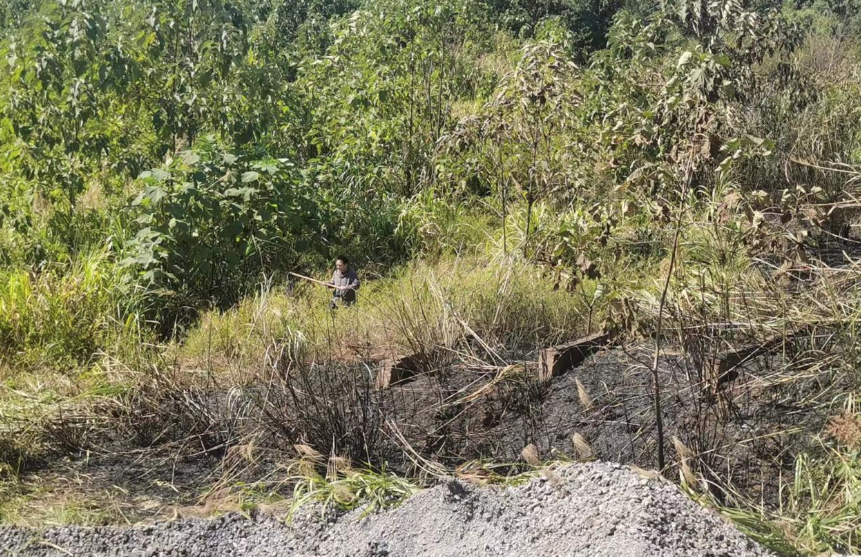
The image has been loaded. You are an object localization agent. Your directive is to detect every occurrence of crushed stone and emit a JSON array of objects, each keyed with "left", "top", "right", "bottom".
[{"left": 1, "top": 461, "right": 774, "bottom": 557}]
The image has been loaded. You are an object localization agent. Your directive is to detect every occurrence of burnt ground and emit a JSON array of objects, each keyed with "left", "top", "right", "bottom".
[
  {"left": 0, "top": 342, "right": 841, "bottom": 523},
  {"left": 379, "top": 342, "right": 838, "bottom": 504}
]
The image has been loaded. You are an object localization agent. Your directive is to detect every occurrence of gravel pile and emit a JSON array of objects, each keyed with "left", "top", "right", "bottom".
[{"left": 1, "top": 461, "right": 773, "bottom": 557}]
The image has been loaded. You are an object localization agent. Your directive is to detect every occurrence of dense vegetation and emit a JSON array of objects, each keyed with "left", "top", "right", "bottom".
[{"left": 3, "top": 0, "right": 861, "bottom": 553}]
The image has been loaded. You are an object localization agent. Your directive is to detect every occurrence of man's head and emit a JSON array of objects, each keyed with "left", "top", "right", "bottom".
[{"left": 335, "top": 255, "right": 349, "bottom": 273}]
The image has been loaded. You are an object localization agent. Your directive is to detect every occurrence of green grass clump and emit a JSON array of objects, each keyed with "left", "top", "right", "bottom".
[
  {"left": 286, "top": 456, "right": 422, "bottom": 519},
  {"left": 0, "top": 249, "right": 148, "bottom": 376}
]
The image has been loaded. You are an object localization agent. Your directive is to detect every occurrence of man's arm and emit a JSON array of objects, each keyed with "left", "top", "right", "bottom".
[{"left": 348, "top": 271, "right": 360, "bottom": 291}]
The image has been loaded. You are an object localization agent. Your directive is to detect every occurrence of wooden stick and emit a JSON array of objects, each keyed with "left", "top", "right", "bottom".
[
  {"left": 289, "top": 271, "right": 357, "bottom": 291},
  {"left": 289, "top": 271, "right": 335, "bottom": 289}
]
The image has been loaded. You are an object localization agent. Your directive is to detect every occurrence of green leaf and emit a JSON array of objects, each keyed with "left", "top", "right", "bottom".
[
  {"left": 225, "top": 187, "right": 256, "bottom": 200},
  {"left": 713, "top": 53, "right": 732, "bottom": 68},
  {"left": 153, "top": 168, "right": 170, "bottom": 181},
  {"left": 144, "top": 185, "right": 167, "bottom": 204},
  {"left": 241, "top": 171, "right": 260, "bottom": 183},
  {"left": 677, "top": 51, "right": 693, "bottom": 68},
  {"left": 252, "top": 160, "right": 279, "bottom": 174},
  {"left": 180, "top": 150, "right": 200, "bottom": 166}
]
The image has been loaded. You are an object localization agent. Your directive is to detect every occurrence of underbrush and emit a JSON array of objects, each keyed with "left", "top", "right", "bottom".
[
  {"left": 643, "top": 220, "right": 861, "bottom": 556},
  {"left": 6, "top": 207, "right": 861, "bottom": 557},
  {"left": 710, "top": 401, "right": 861, "bottom": 556},
  {"left": 2, "top": 0, "right": 861, "bottom": 553},
  {"left": 180, "top": 256, "right": 595, "bottom": 373},
  {"left": 0, "top": 249, "right": 149, "bottom": 376}
]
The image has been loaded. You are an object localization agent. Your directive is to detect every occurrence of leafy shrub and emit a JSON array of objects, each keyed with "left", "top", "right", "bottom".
[
  {"left": 123, "top": 137, "right": 321, "bottom": 328},
  {"left": 487, "top": 0, "right": 623, "bottom": 55}
]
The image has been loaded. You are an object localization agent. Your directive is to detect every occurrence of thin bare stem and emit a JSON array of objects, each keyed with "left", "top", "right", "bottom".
[{"left": 652, "top": 163, "right": 692, "bottom": 472}]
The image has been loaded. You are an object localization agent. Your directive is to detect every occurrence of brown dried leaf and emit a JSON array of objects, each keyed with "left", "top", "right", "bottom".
[
  {"left": 571, "top": 433, "right": 593, "bottom": 460},
  {"left": 521, "top": 444, "right": 541, "bottom": 466},
  {"left": 575, "top": 378, "right": 593, "bottom": 410}
]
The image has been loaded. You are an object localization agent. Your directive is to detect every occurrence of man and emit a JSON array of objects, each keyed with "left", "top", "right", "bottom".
[{"left": 329, "top": 256, "right": 360, "bottom": 309}]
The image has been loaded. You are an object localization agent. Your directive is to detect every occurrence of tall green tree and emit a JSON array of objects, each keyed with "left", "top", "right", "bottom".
[{"left": 0, "top": 0, "right": 142, "bottom": 242}]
